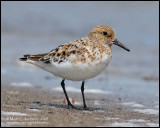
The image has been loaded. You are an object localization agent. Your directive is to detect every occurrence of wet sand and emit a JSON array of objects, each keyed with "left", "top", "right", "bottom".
[{"left": 1, "top": 85, "right": 159, "bottom": 127}]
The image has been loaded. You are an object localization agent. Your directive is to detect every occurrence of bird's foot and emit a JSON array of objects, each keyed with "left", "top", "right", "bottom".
[
  {"left": 83, "top": 106, "right": 89, "bottom": 110},
  {"left": 67, "top": 103, "right": 80, "bottom": 110}
]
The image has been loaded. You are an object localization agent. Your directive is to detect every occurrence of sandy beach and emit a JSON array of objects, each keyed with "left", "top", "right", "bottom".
[
  {"left": 1, "top": 1, "right": 159, "bottom": 127},
  {"left": 1, "top": 85, "right": 159, "bottom": 127}
]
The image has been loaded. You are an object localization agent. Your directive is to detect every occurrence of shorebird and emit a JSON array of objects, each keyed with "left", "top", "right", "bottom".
[{"left": 20, "top": 25, "right": 130, "bottom": 109}]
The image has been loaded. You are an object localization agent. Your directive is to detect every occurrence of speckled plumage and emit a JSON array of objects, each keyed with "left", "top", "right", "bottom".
[{"left": 20, "top": 25, "right": 129, "bottom": 81}]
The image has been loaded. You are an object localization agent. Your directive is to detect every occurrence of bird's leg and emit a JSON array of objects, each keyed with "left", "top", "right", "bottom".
[
  {"left": 61, "top": 79, "right": 76, "bottom": 109},
  {"left": 81, "top": 81, "right": 88, "bottom": 109}
]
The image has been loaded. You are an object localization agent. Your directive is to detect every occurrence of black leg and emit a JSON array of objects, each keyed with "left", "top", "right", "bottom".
[
  {"left": 61, "top": 79, "right": 76, "bottom": 109},
  {"left": 81, "top": 81, "right": 88, "bottom": 109}
]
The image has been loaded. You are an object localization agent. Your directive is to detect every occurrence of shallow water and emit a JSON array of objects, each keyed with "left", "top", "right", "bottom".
[{"left": 1, "top": 2, "right": 159, "bottom": 109}]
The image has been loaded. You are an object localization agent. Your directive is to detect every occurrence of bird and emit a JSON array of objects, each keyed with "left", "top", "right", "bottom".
[{"left": 19, "top": 25, "right": 130, "bottom": 110}]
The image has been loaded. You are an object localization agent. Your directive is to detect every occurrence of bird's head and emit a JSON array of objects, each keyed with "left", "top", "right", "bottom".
[{"left": 88, "top": 25, "right": 130, "bottom": 52}]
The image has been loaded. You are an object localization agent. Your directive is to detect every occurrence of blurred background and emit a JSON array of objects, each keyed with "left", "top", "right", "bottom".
[{"left": 1, "top": 2, "right": 159, "bottom": 105}]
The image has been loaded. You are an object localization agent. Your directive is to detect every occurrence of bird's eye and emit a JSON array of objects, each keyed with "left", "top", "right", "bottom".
[{"left": 102, "top": 32, "right": 108, "bottom": 36}]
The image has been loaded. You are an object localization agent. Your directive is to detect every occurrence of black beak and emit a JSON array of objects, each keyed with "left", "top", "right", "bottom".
[{"left": 113, "top": 38, "right": 130, "bottom": 52}]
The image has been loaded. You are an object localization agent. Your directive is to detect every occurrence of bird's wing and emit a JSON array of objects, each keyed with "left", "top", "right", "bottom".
[
  {"left": 40, "top": 40, "right": 86, "bottom": 64},
  {"left": 19, "top": 37, "right": 89, "bottom": 64}
]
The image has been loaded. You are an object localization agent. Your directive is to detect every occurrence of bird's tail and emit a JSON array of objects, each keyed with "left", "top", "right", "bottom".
[{"left": 19, "top": 53, "right": 48, "bottom": 62}]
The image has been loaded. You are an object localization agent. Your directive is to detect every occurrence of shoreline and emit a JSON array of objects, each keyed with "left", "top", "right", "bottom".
[{"left": 1, "top": 85, "right": 159, "bottom": 127}]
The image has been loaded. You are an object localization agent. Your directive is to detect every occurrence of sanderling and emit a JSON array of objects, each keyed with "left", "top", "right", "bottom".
[{"left": 20, "top": 25, "right": 130, "bottom": 109}]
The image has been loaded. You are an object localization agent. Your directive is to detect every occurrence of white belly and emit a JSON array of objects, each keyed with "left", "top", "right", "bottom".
[
  {"left": 50, "top": 61, "right": 107, "bottom": 81},
  {"left": 29, "top": 54, "right": 112, "bottom": 81}
]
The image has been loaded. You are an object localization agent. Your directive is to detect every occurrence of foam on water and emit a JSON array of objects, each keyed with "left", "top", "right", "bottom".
[
  {"left": 110, "top": 122, "right": 140, "bottom": 127},
  {"left": 7, "top": 91, "right": 19, "bottom": 94},
  {"left": 95, "top": 117, "right": 119, "bottom": 120},
  {"left": 52, "top": 86, "right": 111, "bottom": 94},
  {"left": 10, "top": 82, "right": 32, "bottom": 87},
  {"left": 27, "top": 108, "right": 41, "bottom": 112},
  {"left": 128, "top": 119, "right": 146, "bottom": 123},
  {"left": 1, "top": 111, "right": 28, "bottom": 116},
  {"left": 133, "top": 109, "right": 159, "bottom": 115},
  {"left": 121, "top": 102, "right": 145, "bottom": 108}
]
